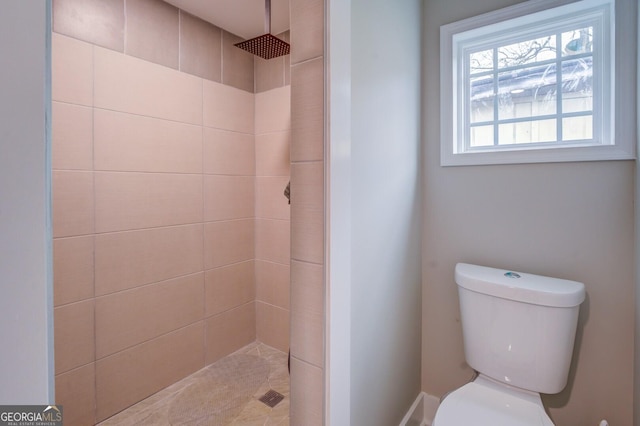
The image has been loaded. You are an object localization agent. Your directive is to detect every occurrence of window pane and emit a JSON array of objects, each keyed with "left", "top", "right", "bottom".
[
  {"left": 561, "top": 57, "right": 593, "bottom": 113},
  {"left": 563, "top": 115, "right": 592, "bottom": 141},
  {"left": 470, "top": 49, "right": 493, "bottom": 74},
  {"left": 470, "top": 125, "right": 494, "bottom": 147},
  {"left": 562, "top": 27, "right": 593, "bottom": 56},
  {"left": 499, "top": 119, "right": 556, "bottom": 144},
  {"left": 498, "top": 65, "right": 557, "bottom": 119},
  {"left": 497, "top": 35, "right": 556, "bottom": 68},
  {"left": 470, "top": 76, "right": 494, "bottom": 123}
]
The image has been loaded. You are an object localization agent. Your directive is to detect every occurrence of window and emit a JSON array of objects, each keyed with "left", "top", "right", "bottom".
[{"left": 440, "top": 0, "right": 635, "bottom": 166}]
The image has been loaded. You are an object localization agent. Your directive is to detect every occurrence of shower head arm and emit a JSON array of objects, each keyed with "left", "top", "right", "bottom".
[{"left": 264, "top": 0, "right": 271, "bottom": 34}]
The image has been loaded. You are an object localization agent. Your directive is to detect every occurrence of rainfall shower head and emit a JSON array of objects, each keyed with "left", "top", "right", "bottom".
[{"left": 234, "top": 0, "right": 290, "bottom": 60}]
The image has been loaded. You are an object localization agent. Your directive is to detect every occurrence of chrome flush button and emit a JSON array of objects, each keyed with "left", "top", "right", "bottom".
[{"left": 504, "top": 271, "right": 521, "bottom": 279}]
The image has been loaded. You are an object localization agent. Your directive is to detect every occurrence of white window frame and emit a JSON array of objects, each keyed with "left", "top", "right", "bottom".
[{"left": 440, "top": 0, "right": 636, "bottom": 166}]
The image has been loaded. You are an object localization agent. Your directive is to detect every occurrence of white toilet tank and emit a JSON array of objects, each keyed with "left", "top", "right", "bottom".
[{"left": 455, "top": 263, "right": 585, "bottom": 394}]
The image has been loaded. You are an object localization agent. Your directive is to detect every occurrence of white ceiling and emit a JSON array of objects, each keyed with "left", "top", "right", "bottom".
[{"left": 163, "top": 0, "right": 290, "bottom": 40}]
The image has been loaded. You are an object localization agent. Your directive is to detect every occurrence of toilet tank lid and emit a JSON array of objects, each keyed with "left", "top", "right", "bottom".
[{"left": 455, "top": 263, "right": 585, "bottom": 307}]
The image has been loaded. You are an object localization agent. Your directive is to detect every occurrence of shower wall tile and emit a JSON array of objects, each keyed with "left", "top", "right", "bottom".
[
  {"left": 203, "top": 128, "right": 255, "bottom": 176},
  {"left": 180, "top": 11, "right": 223, "bottom": 82},
  {"left": 256, "top": 131, "right": 291, "bottom": 177},
  {"left": 204, "top": 261, "right": 255, "bottom": 317},
  {"left": 290, "top": 162, "right": 324, "bottom": 264},
  {"left": 54, "top": 300, "right": 95, "bottom": 374},
  {"left": 95, "top": 323, "right": 204, "bottom": 422},
  {"left": 291, "top": 260, "right": 324, "bottom": 368},
  {"left": 203, "top": 80, "right": 254, "bottom": 133},
  {"left": 221, "top": 30, "right": 255, "bottom": 93},
  {"left": 204, "top": 175, "right": 255, "bottom": 221},
  {"left": 290, "top": 0, "right": 324, "bottom": 65},
  {"left": 53, "top": 0, "right": 124, "bottom": 53},
  {"left": 94, "top": 109, "right": 203, "bottom": 173},
  {"left": 205, "top": 302, "right": 256, "bottom": 364},
  {"left": 52, "top": 170, "right": 94, "bottom": 238},
  {"left": 256, "top": 302, "right": 290, "bottom": 353},
  {"left": 95, "top": 273, "right": 205, "bottom": 359},
  {"left": 291, "top": 58, "right": 324, "bottom": 162},
  {"left": 94, "top": 47, "right": 203, "bottom": 125},
  {"left": 55, "top": 364, "right": 96, "bottom": 426},
  {"left": 52, "top": 33, "right": 93, "bottom": 106},
  {"left": 255, "top": 86, "right": 291, "bottom": 134},
  {"left": 255, "top": 56, "right": 286, "bottom": 93},
  {"left": 53, "top": 236, "right": 94, "bottom": 306},
  {"left": 94, "top": 224, "right": 204, "bottom": 296},
  {"left": 204, "top": 219, "right": 255, "bottom": 269},
  {"left": 52, "top": 102, "right": 93, "bottom": 170},
  {"left": 290, "top": 357, "right": 324, "bottom": 426},
  {"left": 256, "top": 261, "right": 290, "bottom": 310},
  {"left": 94, "top": 172, "right": 203, "bottom": 233},
  {"left": 255, "top": 219, "right": 291, "bottom": 265},
  {"left": 125, "top": 0, "right": 179, "bottom": 70},
  {"left": 256, "top": 177, "right": 291, "bottom": 220}
]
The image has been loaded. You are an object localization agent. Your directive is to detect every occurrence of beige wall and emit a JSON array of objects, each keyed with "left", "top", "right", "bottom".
[
  {"left": 51, "top": 0, "right": 292, "bottom": 423},
  {"left": 0, "top": 0, "right": 54, "bottom": 404},
  {"left": 422, "top": 0, "right": 636, "bottom": 425}
]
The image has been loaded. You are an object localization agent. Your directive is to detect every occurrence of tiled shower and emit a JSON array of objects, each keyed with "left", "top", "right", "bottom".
[{"left": 50, "top": 0, "right": 326, "bottom": 423}]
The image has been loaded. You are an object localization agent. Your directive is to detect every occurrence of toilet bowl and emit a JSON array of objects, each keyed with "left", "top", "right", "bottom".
[
  {"left": 433, "top": 263, "right": 585, "bottom": 426},
  {"left": 433, "top": 375, "right": 553, "bottom": 426}
]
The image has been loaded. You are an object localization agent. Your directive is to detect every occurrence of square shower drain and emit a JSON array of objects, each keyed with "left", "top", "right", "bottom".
[{"left": 258, "top": 389, "right": 284, "bottom": 408}]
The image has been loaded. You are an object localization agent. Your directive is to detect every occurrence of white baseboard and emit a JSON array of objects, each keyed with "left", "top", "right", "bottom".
[{"left": 399, "top": 392, "right": 440, "bottom": 426}]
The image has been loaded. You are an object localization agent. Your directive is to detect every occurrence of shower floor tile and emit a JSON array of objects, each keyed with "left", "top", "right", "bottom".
[{"left": 98, "top": 342, "right": 289, "bottom": 426}]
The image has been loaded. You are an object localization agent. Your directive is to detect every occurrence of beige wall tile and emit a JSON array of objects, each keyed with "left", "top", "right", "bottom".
[
  {"left": 205, "top": 261, "right": 255, "bottom": 317},
  {"left": 290, "top": 0, "right": 324, "bottom": 65},
  {"left": 255, "top": 55, "right": 285, "bottom": 93},
  {"left": 256, "top": 177, "right": 291, "bottom": 220},
  {"left": 256, "top": 219, "right": 291, "bottom": 265},
  {"left": 256, "top": 260, "right": 290, "bottom": 310},
  {"left": 52, "top": 33, "right": 93, "bottom": 106},
  {"left": 256, "top": 302, "right": 290, "bottom": 353},
  {"left": 180, "top": 11, "right": 222, "bottom": 82},
  {"left": 95, "top": 224, "right": 203, "bottom": 296},
  {"left": 290, "top": 357, "right": 323, "bottom": 426},
  {"left": 96, "top": 273, "right": 204, "bottom": 359},
  {"left": 54, "top": 300, "right": 95, "bottom": 375},
  {"left": 94, "top": 172, "right": 203, "bottom": 233},
  {"left": 255, "top": 86, "right": 291, "bottom": 134},
  {"left": 203, "top": 80, "right": 254, "bottom": 133},
  {"left": 291, "top": 58, "right": 324, "bottom": 162},
  {"left": 205, "top": 302, "right": 256, "bottom": 364},
  {"left": 204, "top": 175, "right": 255, "bottom": 221},
  {"left": 203, "top": 128, "right": 255, "bottom": 176},
  {"left": 53, "top": 236, "right": 94, "bottom": 306},
  {"left": 94, "top": 109, "right": 202, "bottom": 173},
  {"left": 204, "top": 220, "right": 255, "bottom": 269},
  {"left": 53, "top": 0, "right": 124, "bottom": 52},
  {"left": 96, "top": 323, "right": 204, "bottom": 422},
  {"left": 290, "top": 260, "right": 323, "bottom": 368},
  {"left": 55, "top": 364, "right": 96, "bottom": 426},
  {"left": 52, "top": 170, "right": 94, "bottom": 238},
  {"left": 256, "top": 131, "right": 291, "bottom": 177},
  {"left": 52, "top": 102, "right": 93, "bottom": 170},
  {"left": 125, "top": 0, "right": 179, "bottom": 69},
  {"left": 290, "top": 162, "right": 324, "bottom": 264},
  {"left": 94, "top": 47, "right": 202, "bottom": 125},
  {"left": 221, "top": 30, "right": 255, "bottom": 92}
]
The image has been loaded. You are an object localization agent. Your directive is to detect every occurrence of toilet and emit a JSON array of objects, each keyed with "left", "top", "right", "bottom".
[{"left": 433, "top": 263, "right": 585, "bottom": 426}]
